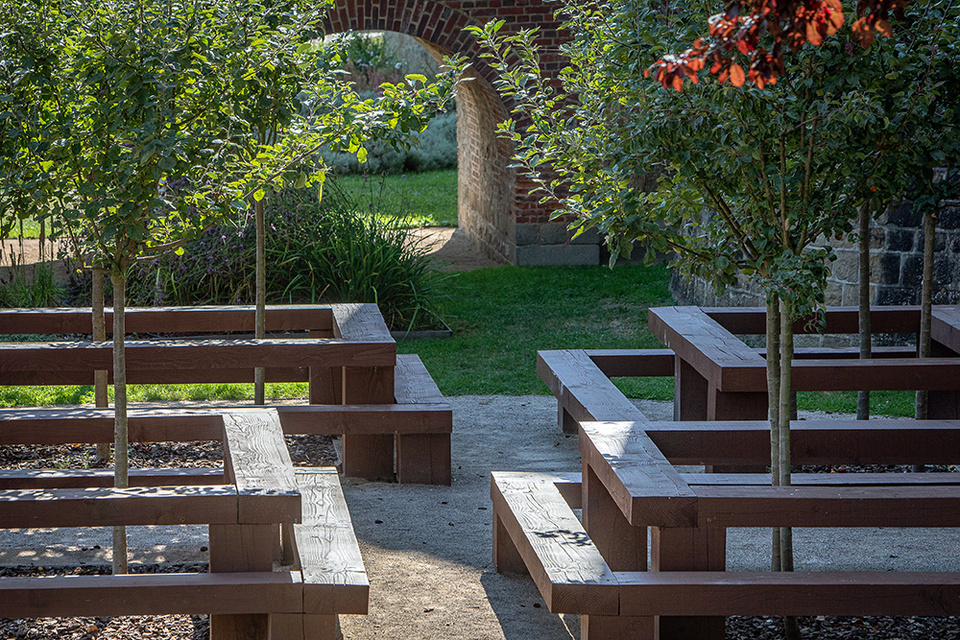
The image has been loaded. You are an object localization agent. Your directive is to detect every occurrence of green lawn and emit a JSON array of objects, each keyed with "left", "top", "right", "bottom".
[
  {"left": 398, "top": 263, "right": 676, "bottom": 398},
  {"left": 332, "top": 169, "right": 458, "bottom": 227}
]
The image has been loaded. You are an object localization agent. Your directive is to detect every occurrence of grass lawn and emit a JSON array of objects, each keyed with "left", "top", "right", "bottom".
[
  {"left": 399, "top": 262, "right": 676, "bottom": 398},
  {"left": 332, "top": 169, "right": 458, "bottom": 227}
]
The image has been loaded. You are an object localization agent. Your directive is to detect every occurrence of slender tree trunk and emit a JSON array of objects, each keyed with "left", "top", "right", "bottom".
[
  {"left": 254, "top": 197, "right": 266, "bottom": 405},
  {"left": 858, "top": 204, "right": 872, "bottom": 420},
  {"left": 914, "top": 208, "right": 936, "bottom": 472},
  {"left": 93, "top": 269, "right": 110, "bottom": 464},
  {"left": 111, "top": 270, "right": 128, "bottom": 575},
  {"left": 766, "top": 294, "right": 781, "bottom": 571},
  {"left": 779, "top": 298, "right": 801, "bottom": 640}
]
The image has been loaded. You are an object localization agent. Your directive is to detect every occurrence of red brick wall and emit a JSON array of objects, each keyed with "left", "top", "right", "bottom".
[{"left": 326, "top": 1, "right": 590, "bottom": 264}]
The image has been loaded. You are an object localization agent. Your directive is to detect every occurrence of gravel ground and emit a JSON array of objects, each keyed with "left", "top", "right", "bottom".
[{"left": 2, "top": 399, "right": 959, "bottom": 639}]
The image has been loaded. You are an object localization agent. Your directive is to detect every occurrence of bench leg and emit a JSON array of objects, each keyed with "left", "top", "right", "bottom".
[
  {"left": 582, "top": 614, "right": 656, "bottom": 640},
  {"left": 269, "top": 614, "right": 339, "bottom": 640},
  {"left": 582, "top": 463, "right": 646, "bottom": 571},
  {"left": 493, "top": 508, "right": 528, "bottom": 574},
  {"left": 209, "top": 524, "right": 276, "bottom": 640},
  {"left": 560, "top": 405, "right": 579, "bottom": 434},
  {"left": 651, "top": 526, "right": 726, "bottom": 640},
  {"left": 341, "top": 434, "right": 395, "bottom": 480},
  {"left": 341, "top": 365, "right": 396, "bottom": 481},
  {"left": 397, "top": 433, "right": 451, "bottom": 485}
]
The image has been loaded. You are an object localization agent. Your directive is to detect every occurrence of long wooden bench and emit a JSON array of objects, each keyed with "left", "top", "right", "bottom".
[
  {"left": 0, "top": 408, "right": 368, "bottom": 639},
  {"left": 0, "top": 304, "right": 452, "bottom": 484},
  {"left": 491, "top": 471, "right": 960, "bottom": 640}
]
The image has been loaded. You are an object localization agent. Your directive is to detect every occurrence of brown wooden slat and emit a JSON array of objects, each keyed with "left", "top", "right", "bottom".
[
  {"left": 331, "top": 304, "right": 393, "bottom": 342},
  {"left": 0, "top": 366, "right": 308, "bottom": 386},
  {"left": 772, "top": 345, "right": 916, "bottom": 359},
  {"left": 694, "top": 484, "right": 960, "bottom": 528},
  {"left": 683, "top": 472, "right": 960, "bottom": 486},
  {"left": 491, "top": 472, "right": 619, "bottom": 615},
  {"left": 647, "top": 307, "right": 766, "bottom": 391},
  {"left": 790, "top": 357, "right": 960, "bottom": 392},
  {"left": 222, "top": 410, "right": 300, "bottom": 525},
  {"left": 0, "top": 408, "right": 224, "bottom": 445},
  {"left": 394, "top": 354, "right": 447, "bottom": 404},
  {"left": 275, "top": 404, "right": 452, "bottom": 436},
  {"left": 616, "top": 571, "right": 960, "bottom": 617},
  {"left": 644, "top": 419, "right": 960, "bottom": 466},
  {"left": 537, "top": 350, "right": 649, "bottom": 424},
  {"left": 294, "top": 468, "right": 369, "bottom": 615},
  {"left": 584, "top": 349, "right": 675, "bottom": 377},
  {"left": 579, "top": 421, "right": 696, "bottom": 527},
  {"left": 0, "top": 339, "right": 394, "bottom": 374},
  {"left": 0, "top": 571, "right": 303, "bottom": 618},
  {"left": 0, "top": 485, "right": 239, "bottom": 528},
  {"left": 0, "top": 305, "right": 333, "bottom": 335},
  {"left": 0, "top": 467, "right": 224, "bottom": 489},
  {"left": 702, "top": 306, "right": 922, "bottom": 335},
  {"left": 932, "top": 307, "right": 960, "bottom": 353}
]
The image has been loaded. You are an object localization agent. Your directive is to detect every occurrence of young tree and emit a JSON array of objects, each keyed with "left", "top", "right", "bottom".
[
  {"left": 0, "top": 0, "right": 451, "bottom": 573},
  {"left": 469, "top": 1, "right": 957, "bottom": 636}
]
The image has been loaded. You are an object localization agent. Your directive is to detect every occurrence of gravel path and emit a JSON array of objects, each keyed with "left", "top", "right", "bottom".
[{"left": 2, "top": 397, "right": 959, "bottom": 639}]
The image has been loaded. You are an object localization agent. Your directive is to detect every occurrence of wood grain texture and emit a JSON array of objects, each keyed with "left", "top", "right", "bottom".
[
  {"left": 0, "top": 571, "right": 303, "bottom": 618},
  {"left": 0, "top": 467, "right": 224, "bottom": 489},
  {"left": 341, "top": 364, "right": 396, "bottom": 481},
  {"left": 644, "top": 419, "right": 960, "bottom": 466},
  {"left": 584, "top": 349, "right": 675, "bottom": 378},
  {"left": 0, "top": 305, "right": 333, "bottom": 335},
  {"left": 394, "top": 354, "right": 447, "bottom": 404},
  {"left": 648, "top": 306, "right": 766, "bottom": 390},
  {"left": 682, "top": 472, "right": 960, "bottom": 486},
  {"left": 0, "top": 485, "right": 239, "bottom": 528},
  {"left": 222, "top": 410, "right": 300, "bottom": 524},
  {"left": 702, "top": 305, "right": 921, "bottom": 335},
  {"left": 0, "top": 407, "right": 224, "bottom": 445},
  {"left": 537, "top": 350, "right": 649, "bottom": 434},
  {"left": 0, "top": 339, "right": 394, "bottom": 374},
  {"left": 331, "top": 303, "right": 394, "bottom": 342},
  {"left": 396, "top": 433, "right": 451, "bottom": 485},
  {"left": 617, "top": 571, "right": 960, "bottom": 616},
  {"left": 491, "top": 472, "right": 619, "bottom": 616},
  {"left": 275, "top": 404, "right": 452, "bottom": 436},
  {"left": 294, "top": 468, "right": 369, "bottom": 615},
  {"left": 694, "top": 484, "right": 960, "bottom": 528},
  {"left": 582, "top": 463, "right": 646, "bottom": 572},
  {"left": 579, "top": 421, "right": 696, "bottom": 527}
]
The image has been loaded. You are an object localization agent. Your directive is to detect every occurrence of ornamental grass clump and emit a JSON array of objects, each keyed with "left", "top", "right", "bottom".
[{"left": 126, "top": 183, "right": 444, "bottom": 332}]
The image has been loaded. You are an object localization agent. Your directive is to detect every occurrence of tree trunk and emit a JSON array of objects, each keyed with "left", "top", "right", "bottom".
[
  {"left": 914, "top": 208, "right": 936, "bottom": 472},
  {"left": 93, "top": 269, "right": 110, "bottom": 464},
  {"left": 766, "top": 294, "right": 781, "bottom": 571},
  {"left": 111, "top": 270, "right": 128, "bottom": 575},
  {"left": 779, "top": 298, "right": 801, "bottom": 640},
  {"left": 858, "top": 204, "right": 872, "bottom": 420},
  {"left": 254, "top": 197, "right": 266, "bottom": 405}
]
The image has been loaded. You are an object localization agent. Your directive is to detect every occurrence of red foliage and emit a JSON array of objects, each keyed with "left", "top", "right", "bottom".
[{"left": 645, "top": 0, "right": 909, "bottom": 90}]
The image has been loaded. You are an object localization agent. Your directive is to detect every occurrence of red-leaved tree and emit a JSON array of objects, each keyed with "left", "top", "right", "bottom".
[{"left": 647, "top": 0, "right": 909, "bottom": 89}]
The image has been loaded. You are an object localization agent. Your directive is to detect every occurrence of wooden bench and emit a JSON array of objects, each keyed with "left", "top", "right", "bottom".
[
  {"left": 491, "top": 469, "right": 960, "bottom": 640},
  {"left": 648, "top": 305, "right": 960, "bottom": 420},
  {"left": 0, "top": 304, "right": 452, "bottom": 484},
  {"left": 0, "top": 408, "right": 368, "bottom": 639}
]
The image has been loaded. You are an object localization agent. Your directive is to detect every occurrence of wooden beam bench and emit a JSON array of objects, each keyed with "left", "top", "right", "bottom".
[
  {"left": 0, "top": 304, "right": 452, "bottom": 484},
  {"left": 491, "top": 470, "right": 960, "bottom": 640},
  {"left": 0, "top": 408, "right": 368, "bottom": 639}
]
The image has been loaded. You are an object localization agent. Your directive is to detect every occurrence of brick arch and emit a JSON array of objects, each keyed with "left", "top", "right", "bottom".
[{"left": 324, "top": 1, "right": 600, "bottom": 266}]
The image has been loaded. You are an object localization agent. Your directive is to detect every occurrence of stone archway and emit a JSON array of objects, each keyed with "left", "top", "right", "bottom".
[{"left": 324, "top": 1, "right": 600, "bottom": 266}]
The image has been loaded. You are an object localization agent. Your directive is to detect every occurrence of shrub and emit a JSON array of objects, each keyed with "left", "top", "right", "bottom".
[
  {"left": 122, "top": 184, "right": 444, "bottom": 332},
  {"left": 0, "top": 263, "right": 65, "bottom": 307},
  {"left": 322, "top": 109, "right": 457, "bottom": 175}
]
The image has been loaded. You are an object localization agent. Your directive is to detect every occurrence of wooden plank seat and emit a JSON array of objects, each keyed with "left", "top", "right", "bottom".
[
  {"left": 0, "top": 409, "right": 368, "bottom": 640},
  {"left": 0, "top": 304, "right": 451, "bottom": 484},
  {"left": 491, "top": 471, "right": 960, "bottom": 640}
]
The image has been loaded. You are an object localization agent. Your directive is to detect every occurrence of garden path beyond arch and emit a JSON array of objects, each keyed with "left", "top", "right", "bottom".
[{"left": 324, "top": 1, "right": 601, "bottom": 266}]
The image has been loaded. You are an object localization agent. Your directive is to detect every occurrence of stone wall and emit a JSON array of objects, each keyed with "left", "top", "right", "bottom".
[{"left": 671, "top": 199, "right": 960, "bottom": 309}]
